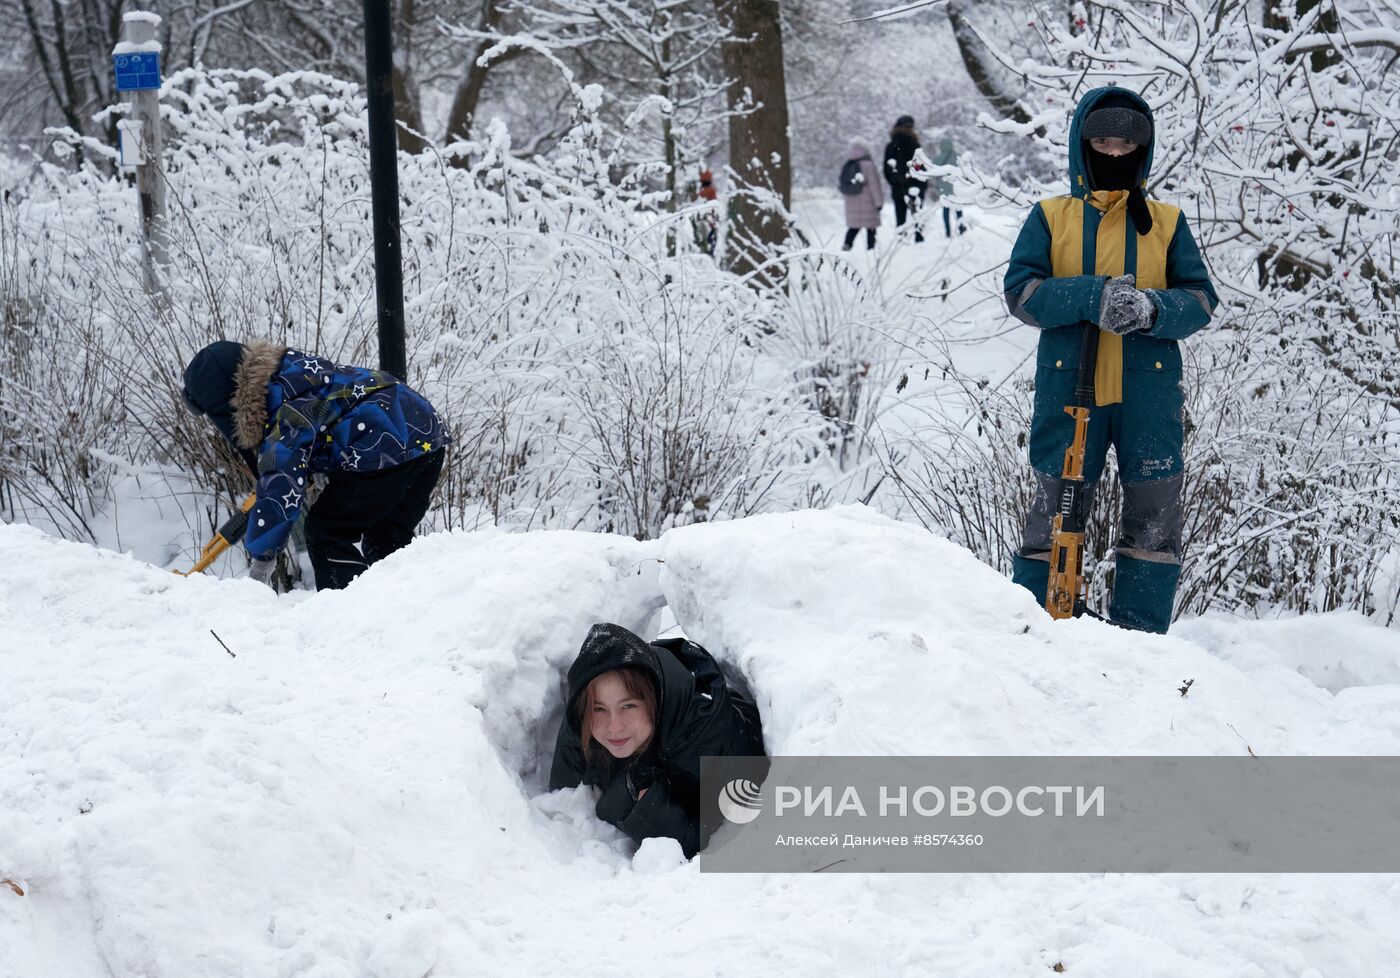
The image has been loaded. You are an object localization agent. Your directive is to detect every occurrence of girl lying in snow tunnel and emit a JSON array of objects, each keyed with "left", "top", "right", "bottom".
[{"left": 549, "top": 623, "right": 766, "bottom": 858}]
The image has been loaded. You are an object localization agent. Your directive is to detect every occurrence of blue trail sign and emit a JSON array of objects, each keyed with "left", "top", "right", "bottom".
[{"left": 113, "top": 52, "right": 161, "bottom": 92}]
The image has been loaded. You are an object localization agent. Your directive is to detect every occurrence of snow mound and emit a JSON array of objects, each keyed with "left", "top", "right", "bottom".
[
  {"left": 2, "top": 509, "right": 1398, "bottom": 976},
  {"left": 660, "top": 506, "right": 1400, "bottom": 756}
]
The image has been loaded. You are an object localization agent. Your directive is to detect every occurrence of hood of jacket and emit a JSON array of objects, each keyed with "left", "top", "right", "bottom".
[
  {"left": 230, "top": 340, "right": 287, "bottom": 450},
  {"left": 1067, "top": 87, "right": 1155, "bottom": 200},
  {"left": 848, "top": 138, "right": 873, "bottom": 159},
  {"left": 183, "top": 339, "right": 284, "bottom": 453}
]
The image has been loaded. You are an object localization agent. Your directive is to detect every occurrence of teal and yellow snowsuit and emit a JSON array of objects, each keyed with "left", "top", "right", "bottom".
[{"left": 1004, "top": 87, "right": 1219, "bottom": 633}]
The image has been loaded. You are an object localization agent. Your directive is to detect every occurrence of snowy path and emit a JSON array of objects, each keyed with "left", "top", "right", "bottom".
[{"left": 3, "top": 510, "right": 1398, "bottom": 976}]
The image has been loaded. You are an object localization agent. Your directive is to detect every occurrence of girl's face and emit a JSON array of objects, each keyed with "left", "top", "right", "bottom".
[
  {"left": 589, "top": 672, "right": 656, "bottom": 759},
  {"left": 1089, "top": 136, "right": 1139, "bottom": 157}
]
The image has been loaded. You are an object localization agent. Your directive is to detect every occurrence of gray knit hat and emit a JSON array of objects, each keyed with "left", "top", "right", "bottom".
[{"left": 1082, "top": 105, "right": 1152, "bottom": 146}]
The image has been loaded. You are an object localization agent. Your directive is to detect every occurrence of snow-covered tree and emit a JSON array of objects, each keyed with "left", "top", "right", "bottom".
[
  {"left": 712, "top": 0, "right": 793, "bottom": 281},
  {"left": 458, "top": 0, "right": 730, "bottom": 251}
]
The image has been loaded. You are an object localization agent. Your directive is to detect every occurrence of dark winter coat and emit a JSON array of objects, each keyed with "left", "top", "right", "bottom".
[
  {"left": 183, "top": 341, "right": 451, "bottom": 560},
  {"left": 883, "top": 126, "right": 925, "bottom": 195},
  {"left": 842, "top": 140, "right": 884, "bottom": 230},
  {"left": 1003, "top": 86, "right": 1219, "bottom": 484},
  {"left": 549, "top": 623, "right": 766, "bottom": 858}
]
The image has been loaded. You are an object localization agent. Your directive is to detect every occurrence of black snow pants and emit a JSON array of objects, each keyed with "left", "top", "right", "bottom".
[{"left": 304, "top": 449, "right": 446, "bottom": 590}]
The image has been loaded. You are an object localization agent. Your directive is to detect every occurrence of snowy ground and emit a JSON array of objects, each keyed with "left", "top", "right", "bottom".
[
  {"left": 4, "top": 507, "right": 1400, "bottom": 977},
  {"left": 5, "top": 192, "right": 1398, "bottom": 976},
  {"left": 792, "top": 189, "right": 1033, "bottom": 368}
]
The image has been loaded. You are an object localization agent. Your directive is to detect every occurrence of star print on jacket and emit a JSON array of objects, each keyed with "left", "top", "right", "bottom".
[{"left": 234, "top": 345, "right": 451, "bottom": 559}]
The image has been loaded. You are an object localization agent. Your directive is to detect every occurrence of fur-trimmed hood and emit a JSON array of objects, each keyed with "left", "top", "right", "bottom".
[{"left": 231, "top": 340, "right": 287, "bottom": 450}]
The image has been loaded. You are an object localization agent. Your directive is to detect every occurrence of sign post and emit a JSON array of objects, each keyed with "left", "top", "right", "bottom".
[
  {"left": 362, "top": 0, "right": 408, "bottom": 381},
  {"left": 112, "top": 11, "right": 168, "bottom": 289}
]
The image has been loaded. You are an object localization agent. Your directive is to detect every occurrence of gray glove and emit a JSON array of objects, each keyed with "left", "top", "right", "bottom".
[
  {"left": 248, "top": 557, "right": 277, "bottom": 588},
  {"left": 1098, "top": 274, "right": 1156, "bottom": 335}
]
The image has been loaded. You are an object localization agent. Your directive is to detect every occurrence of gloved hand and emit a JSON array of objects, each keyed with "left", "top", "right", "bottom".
[
  {"left": 626, "top": 760, "right": 665, "bottom": 802},
  {"left": 596, "top": 772, "right": 639, "bottom": 825},
  {"left": 248, "top": 557, "right": 277, "bottom": 588},
  {"left": 1098, "top": 274, "right": 1156, "bottom": 335}
]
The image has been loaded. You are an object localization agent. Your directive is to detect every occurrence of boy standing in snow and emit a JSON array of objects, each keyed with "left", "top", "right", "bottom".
[
  {"left": 1003, "top": 88, "right": 1219, "bottom": 633},
  {"left": 181, "top": 341, "right": 450, "bottom": 591}
]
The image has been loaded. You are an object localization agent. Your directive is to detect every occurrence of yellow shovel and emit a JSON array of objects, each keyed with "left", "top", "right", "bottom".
[{"left": 176, "top": 493, "right": 257, "bottom": 576}]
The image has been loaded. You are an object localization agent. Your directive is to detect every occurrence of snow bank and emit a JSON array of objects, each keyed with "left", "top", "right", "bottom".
[
  {"left": 661, "top": 507, "right": 1400, "bottom": 757},
  {"left": 3, "top": 509, "right": 1398, "bottom": 976}
]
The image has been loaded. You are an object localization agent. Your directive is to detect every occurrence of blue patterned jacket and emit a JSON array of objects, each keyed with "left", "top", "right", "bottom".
[{"left": 229, "top": 341, "right": 450, "bottom": 559}]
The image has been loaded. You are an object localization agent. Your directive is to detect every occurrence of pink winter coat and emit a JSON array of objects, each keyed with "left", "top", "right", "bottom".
[{"left": 843, "top": 140, "right": 884, "bottom": 229}]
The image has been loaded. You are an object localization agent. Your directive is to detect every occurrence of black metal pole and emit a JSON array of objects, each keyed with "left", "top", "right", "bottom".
[{"left": 363, "top": 0, "right": 407, "bottom": 381}]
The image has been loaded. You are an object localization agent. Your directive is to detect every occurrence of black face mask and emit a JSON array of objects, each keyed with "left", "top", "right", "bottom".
[
  {"left": 1086, "top": 144, "right": 1154, "bottom": 234},
  {"left": 1086, "top": 145, "right": 1143, "bottom": 191}
]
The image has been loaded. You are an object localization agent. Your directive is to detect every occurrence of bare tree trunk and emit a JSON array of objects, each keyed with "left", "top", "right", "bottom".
[
  {"left": 945, "top": 0, "right": 1041, "bottom": 134},
  {"left": 444, "top": 45, "right": 491, "bottom": 145},
  {"left": 392, "top": 63, "right": 429, "bottom": 154},
  {"left": 443, "top": 0, "right": 525, "bottom": 161},
  {"left": 45, "top": 0, "right": 86, "bottom": 133},
  {"left": 713, "top": 0, "right": 791, "bottom": 283},
  {"left": 19, "top": 0, "right": 86, "bottom": 139},
  {"left": 392, "top": 0, "right": 429, "bottom": 153},
  {"left": 661, "top": 31, "right": 679, "bottom": 257}
]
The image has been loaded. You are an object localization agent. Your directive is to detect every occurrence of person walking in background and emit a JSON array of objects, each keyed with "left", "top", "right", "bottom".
[
  {"left": 928, "top": 132, "right": 964, "bottom": 237},
  {"left": 696, "top": 168, "right": 717, "bottom": 202},
  {"left": 883, "top": 115, "right": 927, "bottom": 242},
  {"left": 692, "top": 168, "right": 719, "bottom": 254},
  {"left": 1002, "top": 87, "right": 1218, "bottom": 633},
  {"left": 838, "top": 138, "right": 883, "bottom": 250}
]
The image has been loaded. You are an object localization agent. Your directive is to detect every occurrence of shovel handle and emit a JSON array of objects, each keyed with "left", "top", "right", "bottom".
[{"left": 175, "top": 494, "right": 257, "bottom": 577}]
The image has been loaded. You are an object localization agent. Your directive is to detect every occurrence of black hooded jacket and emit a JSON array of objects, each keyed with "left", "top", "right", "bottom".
[
  {"left": 883, "top": 125, "right": 925, "bottom": 191},
  {"left": 549, "top": 623, "right": 765, "bottom": 858}
]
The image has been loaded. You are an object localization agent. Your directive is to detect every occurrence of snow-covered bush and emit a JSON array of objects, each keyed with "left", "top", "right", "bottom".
[
  {"left": 0, "top": 67, "right": 827, "bottom": 547},
  {"left": 767, "top": 252, "right": 912, "bottom": 479}
]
